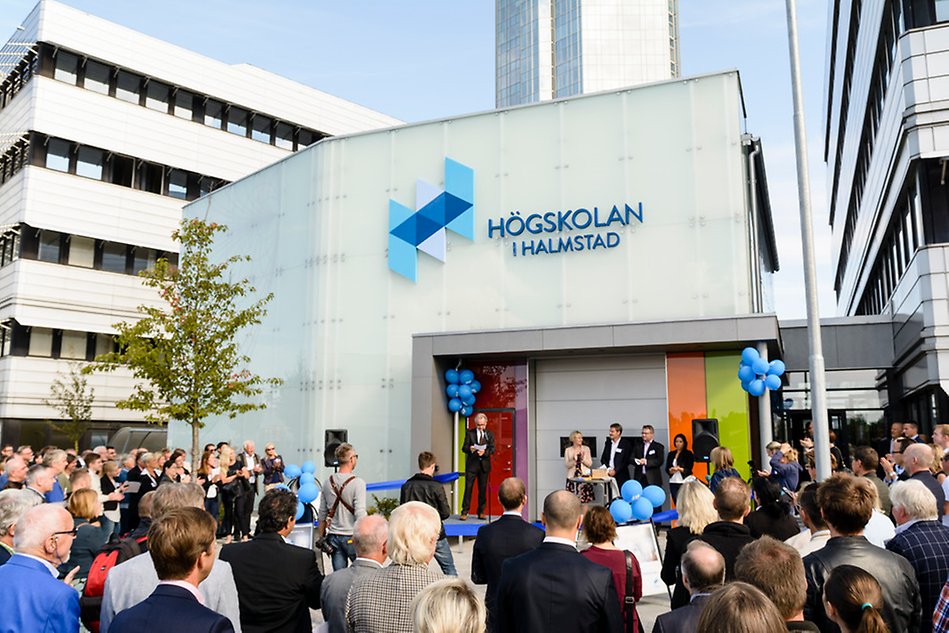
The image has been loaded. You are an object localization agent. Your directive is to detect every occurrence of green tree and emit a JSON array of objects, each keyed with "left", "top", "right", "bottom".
[
  {"left": 88, "top": 218, "right": 281, "bottom": 468},
  {"left": 46, "top": 362, "right": 95, "bottom": 452}
]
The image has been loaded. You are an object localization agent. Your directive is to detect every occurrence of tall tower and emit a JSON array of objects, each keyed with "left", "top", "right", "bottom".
[{"left": 496, "top": 0, "right": 680, "bottom": 108}]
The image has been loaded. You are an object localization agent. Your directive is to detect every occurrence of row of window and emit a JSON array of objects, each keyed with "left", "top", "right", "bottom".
[
  {"left": 0, "top": 47, "right": 36, "bottom": 110},
  {"left": 0, "top": 136, "right": 29, "bottom": 187},
  {"left": 39, "top": 44, "right": 326, "bottom": 151},
  {"left": 0, "top": 322, "right": 117, "bottom": 362},
  {"left": 2, "top": 224, "right": 179, "bottom": 276}
]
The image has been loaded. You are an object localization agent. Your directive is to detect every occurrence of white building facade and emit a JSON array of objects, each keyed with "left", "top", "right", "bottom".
[{"left": 0, "top": 0, "right": 398, "bottom": 448}]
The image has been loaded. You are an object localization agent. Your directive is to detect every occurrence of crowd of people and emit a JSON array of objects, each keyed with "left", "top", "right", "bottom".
[{"left": 0, "top": 418, "right": 945, "bottom": 632}]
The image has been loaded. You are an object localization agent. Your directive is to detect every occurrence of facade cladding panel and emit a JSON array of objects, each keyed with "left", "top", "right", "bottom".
[{"left": 178, "top": 72, "right": 761, "bottom": 484}]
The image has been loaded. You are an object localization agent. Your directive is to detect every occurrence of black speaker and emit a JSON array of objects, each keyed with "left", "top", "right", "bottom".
[
  {"left": 692, "top": 419, "right": 719, "bottom": 462},
  {"left": 324, "top": 429, "right": 348, "bottom": 467}
]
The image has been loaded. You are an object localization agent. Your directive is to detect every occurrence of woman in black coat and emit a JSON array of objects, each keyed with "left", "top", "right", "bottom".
[
  {"left": 665, "top": 433, "right": 695, "bottom": 504},
  {"left": 744, "top": 476, "right": 800, "bottom": 541}
]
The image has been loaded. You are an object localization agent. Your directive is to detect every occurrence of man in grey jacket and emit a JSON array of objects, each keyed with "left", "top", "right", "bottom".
[
  {"left": 317, "top": 443, "right": 367, "bottom": 571},
  {"left": 320, "top": 514, "right": 388, "bottom": 633},
  {"left": 99, "top": 482, "right": 242, "bottom": 632}
]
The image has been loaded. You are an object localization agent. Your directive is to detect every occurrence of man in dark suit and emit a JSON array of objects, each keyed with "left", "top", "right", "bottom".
[
  {"left": 110, "top": 507, "right": 234, "bottom": 633},
  {"left": 220, "top": 488, "right": 323, "bottom": 633},
  {"left": 632, "top": 425, "right": 665, "bottom": 489},
  {"left": 903, "top": 443, "right": 947, "bottom": 519},
  {"left": 601, "top": 422, "right": 634, "bottom": 488},
  {"left": 472, "top": 477, "right": 544, "bottom": 632},
  {"left": 652, "top": 541, "right": 724, "bottom": 633},
  {"left": 461, "top": 413, "right": 495, "bottom": 520},
  {"left": 876, "top": 421, "right": 905, "bottom": 478},
  {"left": 234, "top": 441, "right": 263, "bottom": 538},
  {"left": 497, "top": 489, "right": 623, "bottom": 633},
  {"left": 886, "top": 479, "right": 949, "bottom": 633}
]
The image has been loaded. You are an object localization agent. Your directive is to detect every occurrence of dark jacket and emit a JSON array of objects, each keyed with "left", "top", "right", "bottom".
[
  {"left": 472, "top": 514, "right": 545, "bottom": 632},
  {"left": 219, "top": 532, "right": 324, "bottom": 633},
  {"left": 744, "top": 507, "right": 800, "bottom": 541},
  {"left": 631, "top": 439, "right": 665, "bottom": 487},
  {"left": 665, "top": 449, "right": 694, "bottom": 479},
  {"left": 59, "top": 517, "right": 108, "bottom": 579},
  {"left": 911, "top": 470, "right": 947, "bottom": 517},
  {"left": 660, "top": 525, "right": 698, "bottom": 609},
  {"left": 463, "top": 429, "right": 495, "bottom": 473},
  {"left": 109, "top": 584, "right": 234, "bottom": 633},
  {"left": 497, "top": 541, "right": 623, "bottom": 633},
  {"left": 698, "top": 521, "right": 755, "bottom": 581},
  {"left": 885, "top": 520, "right": 949, "bottom": 633},
  {"left": 803, "top": 535, "right": 921, "bottom": 633},
  {"left": 652, "top": 593, "right": 709, "bottom": 633},
  {"left": 601, "top": 436, "right": 635, "bottom": 487},
  {"left": 400, "top": 473, "right": 451, "bottom": 540}
]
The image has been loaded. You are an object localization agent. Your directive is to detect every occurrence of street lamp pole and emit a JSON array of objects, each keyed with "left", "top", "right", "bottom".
[{"left": 784, "top": 0, "right": 832, "bottom": 481}]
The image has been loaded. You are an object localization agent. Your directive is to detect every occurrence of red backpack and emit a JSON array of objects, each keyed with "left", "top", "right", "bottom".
[{"left": 79, "top": 535, "right": 147, "bottom": 633}]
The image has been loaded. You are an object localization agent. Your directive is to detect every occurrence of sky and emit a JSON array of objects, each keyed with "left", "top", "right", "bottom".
[{"left": 0, "top": 0, "right": 832, "bottom": 320}]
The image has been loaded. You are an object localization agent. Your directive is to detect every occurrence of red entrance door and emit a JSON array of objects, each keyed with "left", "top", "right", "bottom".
[{"left": 480, "top": 409, "right": 514, "bottom": 495}]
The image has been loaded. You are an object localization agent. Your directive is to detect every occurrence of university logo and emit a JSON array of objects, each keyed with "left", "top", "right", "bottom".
[{"left": 388, "top": 157, "right": 474, "bottom": 282}]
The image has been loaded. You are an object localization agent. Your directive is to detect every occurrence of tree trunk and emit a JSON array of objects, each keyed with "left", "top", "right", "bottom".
[{"left": 191, "top": 421, "right": 201, "bottom": 474}]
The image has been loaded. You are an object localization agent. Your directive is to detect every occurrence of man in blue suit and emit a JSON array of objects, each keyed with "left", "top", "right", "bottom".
[
  {"left": 0, "top": 504, "right": 81, "bottom": 633},
  {"left": 110, "top": 506, "right": 233, "bottom": 633}
]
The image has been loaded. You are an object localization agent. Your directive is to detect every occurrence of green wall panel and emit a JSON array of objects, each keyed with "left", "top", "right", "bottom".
[{"left": 705, "top": 352, "right": 751, "bottom": 480}]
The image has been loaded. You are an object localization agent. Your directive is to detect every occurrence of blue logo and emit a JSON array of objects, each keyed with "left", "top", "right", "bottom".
[{"left": 388, "top": 158, "right": 474, "bottom": 282}]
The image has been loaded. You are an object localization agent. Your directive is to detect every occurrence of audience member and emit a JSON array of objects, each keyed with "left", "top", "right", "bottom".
[
  {"left": 942, "top": 453, "right": 949, "bottom": 526},
  {"left": 803, "top": 473, "right": 921, "bottom": 632},
  {"left": 24, "top": 464, "right": 54, "bottom": 503},
  {"left": 905, "top": 421, "right": 924, "bottom": 443},
  {"left": 745, "top": 476, "right": 799, "bottom": 541},
  {"left": 0, "top": 505, "right": 80, "bottom": 631},
  {"left": 195, "top": 451, "right": 222, "bottom": 520},
  {"left": 346, "top": 501, "right": 443, "bottom": 633},
  {"left": 878, "top": 421, "right": 904, "bottom": 463},
  {"left": 401, "top": 451, "right": 456, "bottom": 575},
  {"left": 582, "top": 504, "right": 642, "bottom": 631},
  {"left": 708, "top": 446, "right": 740, "bottom": 493},
  {"left": 318, "top": 442, "right": 367, "bottom": 570},
  {"left": 496, "top": 490, "right": 623, "bottom": 633},
  {"left": 100, "top": 483, "right": 241, "bottom": 633},
  {"left": 42, "top": 449, "right": 68, "bottom": 502},
  {"left": 850, "top": 447, "right": 891, "bottom": 514},
  {"left": 69, "top": 467, "right": 92, "bottom": 493},
  {"left": 260, "top": 443, "right": 284, "bottom": 490},
  {"left": 785, "top": 484, "right": 830, "bottom": 557},
  {"left": 661, "top": 479, "right": 717, "bottom": 609},
  {"left": 768, "top": 443, "right": 804, "bottom": 493},
  {"left": 1, "top": 455, "right": 27, "bottom": 490},
  {"left": 886, "top": 479, "right": 949, "bottom": 633},
  {"left": 861, "top": 481, "right": 896, "bottom": 548},
  {"left": 821, "top": 565, "right": 889, "bottom": 633},
  {"left": 695, "top": 582, "right": 786, "bottom": 633},
  {"left": 220, "top": 488, "right": 323, "bottom": 633},
  {"left": 61, "top": 488, "right": 109, "bottom": 580},
  {"left": 881, "top": 436, "right": 913, "bottom": 484},
  {"left": 0, "top": 489, "right": 42, "bottom": 565},
  {"left": 735, "top": 536, "right": 819, "bottom": 631},
  {"left": 100, "top": 460, "right": 124, "bottom": 536},
  {"left": 904, "top": 443, "right": 947, "bottom": 519},
  {"left": 321, "top": 514, "right": 388, "bottom": 633},
  {"left": 233, "top": 441, "right": 261, "bottom": 540},
  {"left": 652, "top": 541, "right": 724, "bottom": 633},
  {"left": 217, "top": 446, "right": 243, "bottom": 543},
  {"left": 699, "top": 476, "right": 755, "bottom": 579},
  {"left": 109, "top": 507, "right": 234, "bottom": 633},
  {"left": 411, "top": 578, "right": 486, "bottom": 633},
  {"left": 471, "top": 477, "right": 543, "bottom": 632},
  {"left": 15, "top": 444, "right": 33, "bottom": 464},
  {"left": 934, "top": 577, "right": 949, "bottom": 632},
  {"left": 126, "top": 490, "right": 156, "bottom": 546},
  {"left": 934, "top": 424, "right": 949, "bottom": 456}
]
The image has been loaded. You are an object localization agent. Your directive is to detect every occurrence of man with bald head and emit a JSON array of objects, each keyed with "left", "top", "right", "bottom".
[
  {"left": 321, "top": 514, "right": 388, "bottom": 633},
  {"left": 903, "top": 442, "right": 945, "bottom": 518},
  {"left": 652, "top": 541, "right": 725, "bottom": 633},
  {"left": 497, "top": 490, "right": 622, "bottom": 633},
  {"left": 0, "top": 504, "right": 80, "bottom": 631}
]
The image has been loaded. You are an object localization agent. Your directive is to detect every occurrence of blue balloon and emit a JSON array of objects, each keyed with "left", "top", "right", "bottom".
[
  {"left": 621, "top": 479, "right": 643, "bottom": 502},
  {"left": 299, "top": 472, "right": 315, "bottom": 485},
  {"left": 460, "top": 406, "right": 473, "bottom": 417},
  {"left": 752, "top": 358, "right": 770, "bottom": 376},
  {"left": 737, "top": 365, "right": 755, "bottom": 382},
  {"left": 448, "top": 398, "right": 462, "bottom": 412},
  {"left": 631, "top": 497, "right": 654, "bottom": 521},
  {"left": 643, "top": 485, "right": 666, "bottom": 507},
  {"left": 458, "top": 384, "right": 473, "bottom": 399},
  {"left": 301, "top": 461, "right": 315, "bottom": 474},
  {"left": 284, "top": 464, "right": 302, "bottom": 479},
  {"left": 445, "top": 369, "right": 459, "bottom": 384},
  {"left": 768, "top": 359, "right": 786, "bottom": 376},
  {"left": 295, "top": 501, "right": 305, "bottom": 521},
  {"left": 470, "top": 380, "right": 481, "bottom": 393},
  {"left": 459, "top": 369, "right": 475, "bottom": 384},
  {"left": 748, "top": 379, "right": 766, "bottom": 397},
  {"left": 461, "top": 394, "right": 476, "bottom": 406},
  {"left": 298, "top": 482, "right": 319, "bottom": 503},
  {"left": 274, "top": 483, "right": 290, "bottom": 491},
  {"left": 446, "top": 384, "right": 459, "bottom": 398},
  {"left": 765, "top": 374, "right": 782, "bottom": 391},
  {"left": 609, "top": 500, "right": 633, "bottom": 524},
  {"left": 741, "top": 347, "right": 760, "bottom": 365}
]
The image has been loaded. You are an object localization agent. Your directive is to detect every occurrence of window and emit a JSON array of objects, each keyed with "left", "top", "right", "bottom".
[
  {"left": 83, "top": 60, "right": 110, "bottom": 95},
  {"left": 28, "top": 327, "right": 52, "bottom": 357},
  {"left": 132, "top": 247, "right": 156, "bottom": 275},
  {"left": 37, "top": 230, "right": 61, "bottom": 263},
  {"left": 60, "top": 331, "right": 86, "bottom": 360},
  {"left": 76, "top": 147, "right": 103, "bottom": 180},
  {"left": 110, "top": 155, "right": 134, "bottom": 187},
  {"left": 251, "top": 115, "right": 272, "bottom": 143},
  {"left": 297, "top": 130, "right": 319, "bottom": 148},
  {"left": 115, "top": 71, "right": 140, "bottom": 104},
  {"left": 138, "top": 162, "right": 164, "bottom": 194},
  {"left": 226, "top": 107, "right": 248, "bottom": 137},
  {"left": 168, "top": 169, "right": 188, "bottom": 200},
  {"left": 45, "top": 138, "right": 71, "bottom": 172},
  {"left": 173, "top": 89, "right": 193, "bottom": 119},
  {"left": 275, "top": 122, "right": 294, "bottom": 150},
  {"left": 100, "top": 242, "right": 127, "bottom": 273},
  {"left": 67, "top": 236, "right": 95, "bottom": 268},
  {"left": 53, "top": 51, "right": 79, "bottom": 84},
  {"left": 204, "top": 99, "right": 223, "bottom": 129},
  {"left": 95, "top": 333, "right": 115, "bottom": 357},
  {"left": 1, "top": 233, "right": 17, "bottom": 266},
  {"left": 145, "top": 81, "right": 170, "bottom": 112}
]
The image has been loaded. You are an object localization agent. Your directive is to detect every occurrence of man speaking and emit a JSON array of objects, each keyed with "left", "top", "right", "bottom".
[{"left": 461, "top": 413, "right": 494, "bottom": 520}]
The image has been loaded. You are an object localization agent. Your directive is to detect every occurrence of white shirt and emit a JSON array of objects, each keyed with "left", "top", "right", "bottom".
[
  {"left": 864, "top": 510, "right": 896, "bottom": 547},
  {"left": 243, "top": 453, "right": 257, "bottom": 483},
  {"left": 206, "top": 467, "right": 220, "bottom": 499},
  {"left": 502, "top": 510, "right": 523, "bottom": 517},
  {"left": 543, "top": 536, "right": 577, "bottom": 549},
  {"left": 799, "top": 529, "right": 831, "bottom": 557},
  {"left": 609, "top": 439, "right": 621, "bottom": 470},
  {"left": 158, "top": 580, "right": 206, "bottom": 605},
  {"left": 641, "top": 441, "right": 652, "bottom": 473},
  {"left": 894, "top": 519, "right": 920, "bottom": 536},
  {"left": 353, "top": 557, "right": 383, "bottom": 568},
  {"left": 17, "top": 553, "right": 59, "bottom": 577}
]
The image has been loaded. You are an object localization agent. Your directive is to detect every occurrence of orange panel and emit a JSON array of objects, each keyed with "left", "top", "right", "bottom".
[{"left": 667, "top": 353, "right": 708, "bottom": 484}]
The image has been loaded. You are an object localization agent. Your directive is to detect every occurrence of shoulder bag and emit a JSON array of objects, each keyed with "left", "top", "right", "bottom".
[{"left": 314, "top": 474, "right": 355, "bottom": 555}]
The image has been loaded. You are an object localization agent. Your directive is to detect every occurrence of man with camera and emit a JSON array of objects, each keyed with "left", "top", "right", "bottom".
[{"left": 316, "top": 443, "right": 367, "bottom": 571}]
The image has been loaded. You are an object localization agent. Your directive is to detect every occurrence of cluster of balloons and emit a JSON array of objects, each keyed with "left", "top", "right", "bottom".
[
  {"left": 276, "top": 460, "right": 319, "bottom": 520},
  {"left": 737, "top": 347, "right": 786, "bottom": 397},
  {"left": 609, "top": 480, "right": 666, "bottom": 524},
  {"left": 445, "top": 368, "right": 482, "bottom": 418}
]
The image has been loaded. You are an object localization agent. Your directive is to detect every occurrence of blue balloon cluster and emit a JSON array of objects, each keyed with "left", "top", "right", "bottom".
[
  {"left": 445, "top": 368, "right": 481, "bottom": 418},
  {"left": 278, "top": 464, "right": 317, "bottom": 522},
  {"left": 738, "top": 347, "right": 785, "bottom": 397},
  {"left": 609, "top": 480, "right": 667, "bottom": 524}
]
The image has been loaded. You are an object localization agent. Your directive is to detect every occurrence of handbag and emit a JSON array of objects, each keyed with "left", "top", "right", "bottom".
[
  {"left": 314, "top": 474, "right": 355, "bottom": 555},
  {"left": 624, "top": 550, "right": 642, "bottom": 633}
]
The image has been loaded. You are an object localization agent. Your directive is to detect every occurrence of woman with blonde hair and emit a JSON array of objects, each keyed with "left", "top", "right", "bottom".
[
  {"left": 696, "top": 582, "right": 786, "bottom": 633},
  {"left": 564, "top": 430, "right": 593, "bottom": 503},
  {"left": 218, "top": 445, "right": 243, "bottom": 543},
  {"left": 661, "top": 479, "right": 717, "bottom": 608},
  {"left": 708, "top": 446, "right": 740, "bottom": 493},
  {"left": 62, "top": 488, "right": 109, "bottom": 580},
  {"left": 411, "top": 578, "right": 486, "bottom": 633}
]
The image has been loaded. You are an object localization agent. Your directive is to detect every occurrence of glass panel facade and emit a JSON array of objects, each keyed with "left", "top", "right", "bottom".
[
  {"left": 553, "top": 0, "right": 582, "bottom": 98},
  {"left": 497, "top": 0, "right": 540, "bottom": 107}
]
